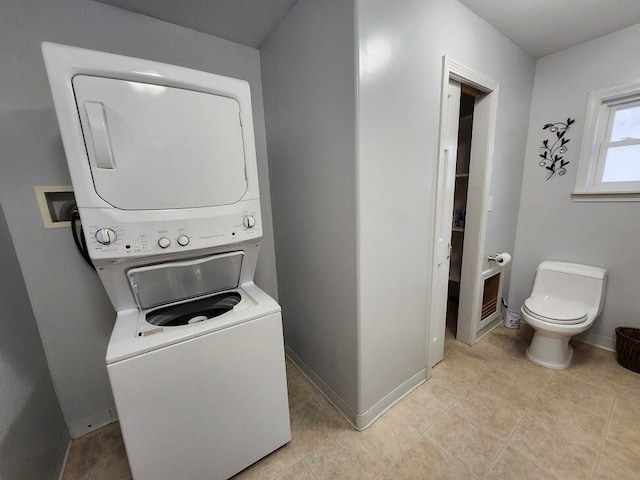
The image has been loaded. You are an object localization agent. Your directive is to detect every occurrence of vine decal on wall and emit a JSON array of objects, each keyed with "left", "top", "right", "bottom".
[{"left": 539, "top": 118, "right": 575, "bottom": 180}]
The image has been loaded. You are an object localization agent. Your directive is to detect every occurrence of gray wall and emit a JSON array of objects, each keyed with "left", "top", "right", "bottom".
[
  {"left": 261, "top": 0, "right": 359, "bottom": 411},
  {"left": 510, "top": 23, "right": 640, "bottom": 346},
  {"left": 356, "top": 0, "right": 535, "bottom": 410},
  {"left": 0, "top": 201, "right": 68, "bottom": 480},
  {"left": 1, "top": 0, "right": 278, "bottom": 437}
]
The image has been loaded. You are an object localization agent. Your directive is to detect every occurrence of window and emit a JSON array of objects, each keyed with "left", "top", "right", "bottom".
[{"left": 574, "top": 80, "right": 640, "bottom": 201}]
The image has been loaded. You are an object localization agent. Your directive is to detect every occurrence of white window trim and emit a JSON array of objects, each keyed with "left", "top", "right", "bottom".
[{"left": 573, "top": 79, "right": 640, "bottom": 202}]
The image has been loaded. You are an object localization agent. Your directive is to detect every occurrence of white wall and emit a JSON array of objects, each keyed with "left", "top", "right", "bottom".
[
  {"left": 356, "top": 0, "right": 535, "bottom": 411},
  {"left": 1, "top": 0, "right": 278, "bottom": 436},
  {"left": 0, "top": 202, "right": 68, "bottom": 480},
  {"left": 511, "top": 23, "right": 640, "bottom": 346},
  {"left": 261, "top": 0, "right": 359, "bottom": 412}
]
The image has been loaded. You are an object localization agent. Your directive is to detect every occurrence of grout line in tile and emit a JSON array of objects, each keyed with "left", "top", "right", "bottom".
[
  {"left": 379, "top": 430, "right": 424, "bottom": 475},
  {"left": 590, "top": 371, "right": 624, "bottom": 479},
  {"left": 83, "top": 435, "right": 98, "bottom": 480},
  {"left": 300, "top": 454, "right": 320, "bottom": 480},
  {"left": 478, "top": 370, "right": 554, "bottom": 480},
  {"left": 354, "top": 423, "right": 422, "bottom": 472},
  {"left": 422, "top": 433, "right": 483, "bottom": 480}
]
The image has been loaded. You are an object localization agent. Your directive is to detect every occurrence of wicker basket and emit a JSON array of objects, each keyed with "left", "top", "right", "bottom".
[{"left": 615, "top": 327, "right": 640, "bottom": 374}]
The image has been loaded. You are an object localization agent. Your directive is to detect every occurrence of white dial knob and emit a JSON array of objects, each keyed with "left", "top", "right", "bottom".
[
  {"left": 158, "top": 237, "right": 171, "bottom": 249},
  {"left": 243, "top": 215, "right": 256, "bottom": 228},
  {"left": 177, "top": 235, "right": 190, "bottom": 246},
  {"left": 95, "top": 228, "right": 117, "bottom": 245}
]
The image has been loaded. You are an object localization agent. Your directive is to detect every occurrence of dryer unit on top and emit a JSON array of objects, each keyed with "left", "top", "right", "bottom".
[
  {"left": 42, "top": 42, "right": 262, "bottom": 263},
  {"left": 42, "top": 43, "right": 290, "bottom": 480}
]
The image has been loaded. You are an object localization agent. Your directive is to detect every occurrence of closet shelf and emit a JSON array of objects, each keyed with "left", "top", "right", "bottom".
[
  {"left": 452, "top": 227, "right": 464, "bottom": 232},
  {"left": 455, "top": 173, "right": 469, "bottom": 178}
]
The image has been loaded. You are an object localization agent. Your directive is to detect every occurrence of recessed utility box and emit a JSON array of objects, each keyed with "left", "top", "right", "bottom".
[{"left": 35, "top": 186, "right": 76, "bottom": 228}]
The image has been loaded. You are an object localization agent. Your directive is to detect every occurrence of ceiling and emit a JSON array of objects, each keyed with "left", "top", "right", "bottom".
[
  {"left": 97, "top": 0, "right": 298, "bottom": 48},
  {"left": 458, "top": 0, "right": 640, "bottom": 58},
  {"left": 99, "top": 0, "right": 640, "bottom": 57}
]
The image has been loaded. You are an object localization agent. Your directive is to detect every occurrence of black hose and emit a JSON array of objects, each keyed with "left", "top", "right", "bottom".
[{"left": 70, "top": 208, "right": 96, "bottom": 271}]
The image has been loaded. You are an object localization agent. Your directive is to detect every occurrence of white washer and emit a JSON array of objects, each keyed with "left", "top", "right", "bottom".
[
  {"left": 42, "top": 43, "right": 290, "bottom": 479},
  {"left": 107, "top": 282, "right": 290, "bottom": 480}
]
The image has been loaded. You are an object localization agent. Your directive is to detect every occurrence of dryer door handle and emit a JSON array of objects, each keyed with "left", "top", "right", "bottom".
[{"left": 84, "top": 101, "right": 116, "bottom": 170}]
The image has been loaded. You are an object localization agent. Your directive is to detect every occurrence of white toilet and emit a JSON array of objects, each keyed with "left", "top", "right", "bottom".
[{"left": 521, "top": 261, "right": 607, "bottom": 369}]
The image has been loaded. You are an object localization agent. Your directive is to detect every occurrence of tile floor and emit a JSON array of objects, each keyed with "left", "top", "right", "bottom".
[{"left": 63, "top": 324, "right": 640, "bottom": 480}]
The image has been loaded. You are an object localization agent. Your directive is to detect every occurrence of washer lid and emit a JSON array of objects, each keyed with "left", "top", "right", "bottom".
[
  {"left": 127, "top": 252, "right": 244, "bottom": 310},
  {"left": 524, "top": 296, "right": 587, "bottom": 324}
]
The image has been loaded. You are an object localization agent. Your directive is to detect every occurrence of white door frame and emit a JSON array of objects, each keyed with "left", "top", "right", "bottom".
[{"left": 427, "top": 57, "right": 499, "bottom": 368}]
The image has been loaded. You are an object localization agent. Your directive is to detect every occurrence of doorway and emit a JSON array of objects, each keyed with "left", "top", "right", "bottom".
[
  {"left": 428, "top": 58, "right": 499, "bottom": 368},
  {"left": 446, "top": 87, "right": 477, "bottom": 340}
]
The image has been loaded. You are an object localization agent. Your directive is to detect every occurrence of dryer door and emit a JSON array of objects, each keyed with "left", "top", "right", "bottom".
[{"left": 72, "top": 75, "right": 248, "bottom": 210}]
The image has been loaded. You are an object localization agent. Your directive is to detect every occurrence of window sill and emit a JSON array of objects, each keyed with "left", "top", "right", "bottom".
[{"left": 572, "top": 191, "right": 640, "bottom": 202}]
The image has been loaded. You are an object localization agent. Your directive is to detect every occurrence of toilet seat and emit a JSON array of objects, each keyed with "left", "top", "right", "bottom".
[{"left": 523, "top": 295, "right": 587, "bottom": 325}]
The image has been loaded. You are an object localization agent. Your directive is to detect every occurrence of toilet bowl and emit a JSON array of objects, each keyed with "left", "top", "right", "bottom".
[{"left": 520, "top": 261, "right": 607, "bottom": 369}]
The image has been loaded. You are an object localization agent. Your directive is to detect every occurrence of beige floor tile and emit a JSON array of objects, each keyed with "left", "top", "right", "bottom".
[
  {"left": 391, "top": 384, "right": 448, "bottom": 433},
  {"left": 556, "top": 346, "right": 622, "bottom": 390},
  {"left": 528, "top": 389, "right": 609, "bottom": 441},
  {"left": 377, "top": 471, "right": 397, "bottom": 480},
  {"left": 89, "top": 423, "right": 132, "bottom": 480},
  {"left": 452, "top": 387, "right": 526, "bottom": 438},
  {"left": 419, "top": 374, "right": 469, "bottom": 406},
  {"left": 275, "top": 461, "right": 315, "bottom": 480},
  {"left": 434, "top": 348, "right": 488, "bottom": 385},
  {"left": 484, "top": 445, "right": 561, "bottom": 480},
  {"left": 62, "top": 435, "right": 95, "bottom": 480},
  {"left": 594, "top": 437, "right": 640, "bottom": 480},
  {"left": 619, "top": 369, "right": 640, "bottom": 397},
  {"left": 356, "top": 409, "right": 421, "bottom": 467},
  {"left": 510, "top": 414, "right": 598, "bottom": 479},
  {"left": 390, "top": 436, "right": 476, "bottom": 480},
  {"left": 474, "top": 370, "right": 541, "bottom": 407},
  {"left": 287, "top": 369, "right": 324, "bottom": 410},
  {"left": 495, "top": 354, "right": 553, "bottom": 389},
  {"left": 609, "top": 392, "right": 640, "bottom": 444},
  {"left": 540, "top": 372, "right": 616, "bottom": 416},
  {"left": 426, "top": 411, "right": 505, "bottom": 476},
  {"left": 422, "top": 355, "right": 482, "bottom": 406},
  {"left": 289, "top": 398, "right": 348, "bottom": 455},
  {"left": 304, "top": 430, "right": 384, "bottom": 480},
  {"left": 232, "top": 442, "right": 300, "bottom": 480}
]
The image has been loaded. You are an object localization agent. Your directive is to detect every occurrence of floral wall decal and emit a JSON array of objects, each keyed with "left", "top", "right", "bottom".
[{"left": 539, "top": 118, "right": 575, "bottom": 180}]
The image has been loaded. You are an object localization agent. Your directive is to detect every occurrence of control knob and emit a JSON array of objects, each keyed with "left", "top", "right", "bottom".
[
  {"left": 158, "top": 237, "right": 171, "bottom": 249},
  {"left": 243, "top": 215, "right": 256, "bottom": 228},
  {"left": 177, "top": 235, "right": 190, "bottom": 246},
  {"left": 95, "top": 228, "right": 117, "bottom": 245}
]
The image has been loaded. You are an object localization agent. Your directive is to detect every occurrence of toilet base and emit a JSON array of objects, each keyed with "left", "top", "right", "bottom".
[{"left": 526, "top": 330, "right": 574, "bottom": 370}]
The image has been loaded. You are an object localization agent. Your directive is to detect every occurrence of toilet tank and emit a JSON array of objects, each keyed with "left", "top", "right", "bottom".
[{"left": 531, "top": 261, "right": 607, "bottom": 317}]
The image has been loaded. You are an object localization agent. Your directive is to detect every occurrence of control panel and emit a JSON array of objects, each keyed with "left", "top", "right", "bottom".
[{"left": 80, "top": 201, "right": 262, "bottom": 261}]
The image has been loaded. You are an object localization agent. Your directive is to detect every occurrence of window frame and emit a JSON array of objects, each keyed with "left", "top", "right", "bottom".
[{"left": 574, "top": 80, "right": 640, "bottom": 202}]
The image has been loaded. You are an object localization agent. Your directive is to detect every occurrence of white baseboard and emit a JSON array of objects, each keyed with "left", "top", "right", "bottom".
[
  {"left": 285, "top": 347, "right": 426, "bottom": 431},
  {"left": 354, "top": 369, "right": 426, "bottom": 430},
  {"left": 575, "top": 332, "right": 616, "bottom": 352},
  {"left": 68, "top": 407, "right": 118, "bottom": 438}
]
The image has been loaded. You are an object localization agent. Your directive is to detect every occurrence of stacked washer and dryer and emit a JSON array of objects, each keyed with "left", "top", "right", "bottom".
[{"left": 42, "top": 43, "right": 290, "bottom": 480}]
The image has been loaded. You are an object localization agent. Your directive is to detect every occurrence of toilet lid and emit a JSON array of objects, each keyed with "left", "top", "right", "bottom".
[{"left": 523, "top": 296, "right": 587, "bottom": 324}]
